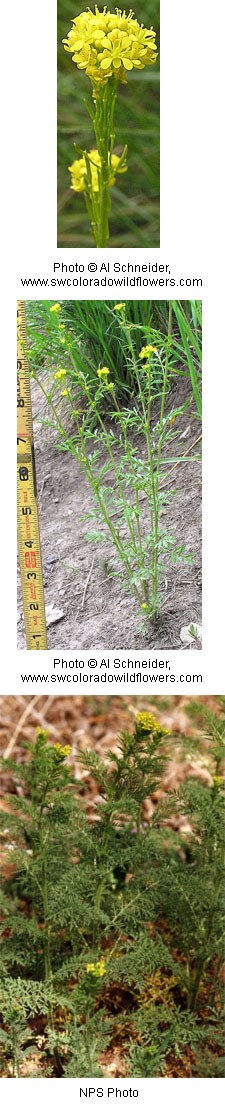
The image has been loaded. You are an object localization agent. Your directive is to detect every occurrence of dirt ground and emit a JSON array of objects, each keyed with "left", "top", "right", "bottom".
[{"left": 17, "top": 378, "right": 202, "bottom": 650}]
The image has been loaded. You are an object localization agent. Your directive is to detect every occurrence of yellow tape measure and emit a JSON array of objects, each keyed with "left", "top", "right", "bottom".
[{"left": 17, "top": 301, "right": 47, "bottom": 649}]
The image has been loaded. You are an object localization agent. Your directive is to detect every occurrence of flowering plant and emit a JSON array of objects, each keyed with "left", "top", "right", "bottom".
[
  {"left": 63, "top": 6, "right": 157, "bottom": 245},
  {"left": 32, "top": 301, "right": 199, "bottom": 627},
  {"left": 0, "top": 704, "right": 224, "bottom": 1077}
]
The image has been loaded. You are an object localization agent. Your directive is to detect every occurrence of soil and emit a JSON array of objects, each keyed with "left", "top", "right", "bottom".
[{"left": 17, "top": 378, "right": 202, "bottom": 650}]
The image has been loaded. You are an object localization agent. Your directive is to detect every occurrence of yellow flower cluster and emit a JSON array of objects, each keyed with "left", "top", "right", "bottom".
[
  {"left": 35, "top": 731, "right": 71, "bottom": 758},
  {"left": 114, "top": 302, "right": 125, "bottom": 311},
  {"left": 96, "top": 365, "right": 110, "bottom": 378},
  {"left": 53, "top": 742, "right": 71, "bottom": 757},
  {"left": 136, "top": 712, "right": 170, "bottom": 736},
  {"left": 50, "top": 303, "right": 61, "bottom": 314},
  {"left": 63, "top": 7, "right": 157, "bottom": 85},
  {"left": 96, "top": 366, "right": 114, "bottom": 390},
  {"left": 54, "top": 369, "right": 67, "bottom": 381},
  {"left": 139, "top": 345, "right": 156, "bottom": 359},
  {"left": 69, "top": 149, "right": 126, "bottom": 194},
  {"left": 86, "top": 958, "right": 106, "bottom": 978}
]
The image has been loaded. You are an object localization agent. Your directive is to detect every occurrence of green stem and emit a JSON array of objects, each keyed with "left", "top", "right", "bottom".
[
  {"left": 118, "top": 320, "right": 159, "bottom": 610},
  {"left": 12, "top": 1031, "right": 20, "bottom": 1078},
  {"left": 110, "top": 386, "right": 143, "bottom": 554},
  {"left": 85, "top": 383, "right": 137, "bottom": 550},
  {"left": 92, "top": 81, "right": 117, "bottom": 247}
]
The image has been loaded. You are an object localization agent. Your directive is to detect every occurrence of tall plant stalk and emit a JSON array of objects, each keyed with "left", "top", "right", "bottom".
[
  {"left": 92, "top": 81, "right": 117, "bottom": 247},
  {"left": 63, "top": 7, "right": 157, "bottom": 246}
]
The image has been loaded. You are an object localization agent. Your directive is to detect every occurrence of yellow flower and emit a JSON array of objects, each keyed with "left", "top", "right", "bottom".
[
  {"left": 86, "top": 957, "right": 106, "bottom": 978},
  {"left": 107, "top": 381, "right": 115, "bottom": 390},
  {"left": 54, "top": 369, "right": 67, "bottom": 381},
  {"left": 141, "top": 603, "right": 148, "bottom": 611},
  {"left": 139, "top": 345, "right": 156, "bottom": 359},
  {"left": 114, "top": 302, "right": 125, "bottom": 311},
  {"left": 136, "top": 712, "right": 170, "bottom": 736},
  {"left": 61, "top": 388, "right": 70, "bottom": 397},
  {"left": 54, "top": 742, "right": 71, "bottom": 757},
  {"left": 50, "top": 303, "right": 60, "bottom": 313},
  {"left": 69, "top": 148, "right": 126, "bottom": 194},
  {"left": 63, "top": 9, "right": 157, "bottom": 86},
  {"left": 96, "top": 366, "right": 110, "bottom": 378}
]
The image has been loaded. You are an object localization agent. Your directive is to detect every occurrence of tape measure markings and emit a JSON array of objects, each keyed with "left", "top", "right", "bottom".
[{"left": 17, "top": 301, "right": 47, "bottom": 650}]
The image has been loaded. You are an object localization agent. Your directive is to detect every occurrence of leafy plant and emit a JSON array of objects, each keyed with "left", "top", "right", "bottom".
[
  {"left": 0, "top": 703, "right": 224, "bottom": 1077},
  {"left": 31, "top": 301, "right": 201, "bottom": 626},
  {"left": 26, "top": 299, "right": 202, "bottom": 408}
]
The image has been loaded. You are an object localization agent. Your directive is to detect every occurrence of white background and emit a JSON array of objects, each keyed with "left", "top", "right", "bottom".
[{"left": 0, "top": 0, "right": 225, "bottom": 1099}]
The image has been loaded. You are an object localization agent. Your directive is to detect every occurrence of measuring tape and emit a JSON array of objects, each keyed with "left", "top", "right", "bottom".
[{"left": 17, "top": 301, "right": 47, "bottom": 649}]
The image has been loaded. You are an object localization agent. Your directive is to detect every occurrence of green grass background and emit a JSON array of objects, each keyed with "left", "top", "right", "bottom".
[{"left": 57, "top": 1, "right": 160, "bottom": 248}]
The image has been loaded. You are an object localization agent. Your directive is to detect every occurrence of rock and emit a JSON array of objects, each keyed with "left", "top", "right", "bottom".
[{"left": 46, "top": 604, "right": 65, "bottom": 627}]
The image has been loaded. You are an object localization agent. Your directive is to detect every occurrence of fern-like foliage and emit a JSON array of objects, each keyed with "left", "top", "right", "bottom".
[{"left": 0, "top": 708, "right": 224, "bottom": 1078}]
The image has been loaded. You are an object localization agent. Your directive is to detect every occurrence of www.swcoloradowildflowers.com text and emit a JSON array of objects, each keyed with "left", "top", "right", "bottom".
[
  {"left": 20, "top": 671, "right": 203, "bottom": 685},
  {"left": 20, "top": 260, "right": 203, "bottom": 290}
]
